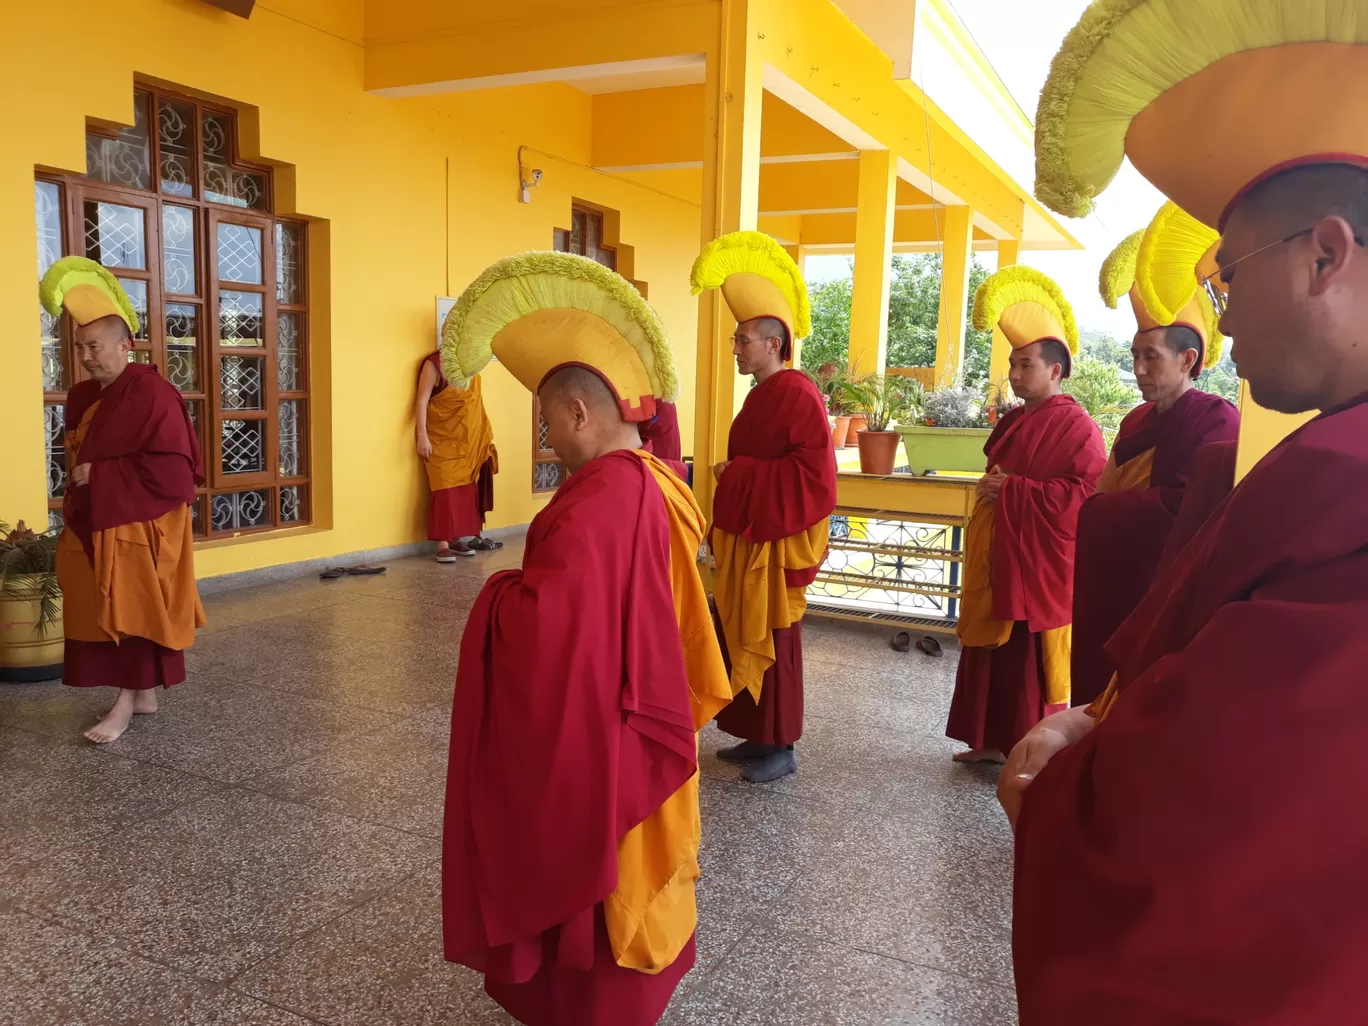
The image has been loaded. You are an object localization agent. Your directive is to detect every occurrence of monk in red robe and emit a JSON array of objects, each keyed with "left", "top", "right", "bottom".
[
  {"left": 639, "top": 400, "right": 689, "bottom": 481},
  {"left": 948, "top": 267, "right": 1106, "bottom": 763},
  {"left": 1069, "top": 326, "right": 1238, "bottom": 706},
  {"left": 40, "top": 258, "right": 206, "bottom": 744},
  {"left": 415, "top": 351, "right": 498, "bottom": 561},
  {"left": 441, "top": 252, "right": 729, "bottom": 1026},
  {"left": 691, "top": 231, "right": 837, "bottom": 784},
  {"left": 1010, "top": 8, "right": 1368, "bottom": 1014}
]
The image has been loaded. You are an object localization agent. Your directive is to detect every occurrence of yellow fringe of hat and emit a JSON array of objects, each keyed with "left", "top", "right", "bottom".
[
  {"left": 1098, "top": 230, "right": 1143, "bottom": 310},
  {"left": 39, "top": 256, "right": 140, "bottom": 334},
  {"left": 1135, "top": 202, "right": 1223, "bottom": 368},
  {"left": 973, "top": 265, "right": 1078, "bottom": 356},
  {"left": 690, "top": 231, "right": 811, "bottom": 340},
  {"left": 1034, "top": 0, "right": 1368, "bottom": 227},
  {"left": 442, "top": 252, "right": 678, "bottom": 422}
]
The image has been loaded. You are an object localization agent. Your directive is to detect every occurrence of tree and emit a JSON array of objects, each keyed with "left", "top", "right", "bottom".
[
  {"left": 1078, "top": 329, "right": 1133, "bottom": 372},
  {"left": 1064, "top": 356, "right": 1139, "bottom": 444},
  {"left": 802, "top": 273, "right": 853, "bottom": 373}
]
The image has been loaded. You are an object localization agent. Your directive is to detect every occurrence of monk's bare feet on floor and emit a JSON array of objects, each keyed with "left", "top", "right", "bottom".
[
  {"left": 953, "top": 747, "right": 1006, "bottom": 764},
  {"left": 86, "top": 688, "right": 152, "bottom": 743}
]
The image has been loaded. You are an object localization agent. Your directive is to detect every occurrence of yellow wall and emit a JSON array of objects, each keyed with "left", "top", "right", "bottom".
[
  {"left": 1235, "top": 383, "right": 1316, "bottom": 481},
  {"left": 0, "top": 0, "right": 701, "bottom": 579}
]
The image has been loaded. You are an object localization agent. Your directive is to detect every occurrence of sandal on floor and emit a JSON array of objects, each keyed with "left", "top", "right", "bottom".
[
  {"left": 345, "top": 564, "right": 387, "bottom": 576},
  {"left": 890, "top": 630, "right": 912, "bottom": 653},
  {"left": 319, "top": 567, "right": 346, "bottom": 580},
  {"left": 469, "top": 536, "right": 504, "bottom": 551},
  {"left": 435, "top": 552, "right": 459, "bottom": 564},
  {"left": 916, "top": 635, "right": 944, "bottom": 658}
]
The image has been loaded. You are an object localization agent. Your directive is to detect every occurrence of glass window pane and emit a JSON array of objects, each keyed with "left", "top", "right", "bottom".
[
  {"left": 37, "top": 182, "right": 66, "bottom": 392},
  {"left": 162, "top": 205, "right": 197, "bottom": 295},
  {"left": 220, "top": 355, "right": 264, "bottom": 410},
  {"left": 117, "top": 279, "right": 149, "bottom": 341},
  {"left": 279, "top": 484, "right": 306, "bottom": 524},
  {"left": 84, "top": 201, "right": 146, "bottom": 270},
  {"left": 166, "top": 304, "right": 199, "bottom": 392},
  {"left": 128, "top": 350, "right": 152, "bottom": 365},
  {"left": 277, "top": 311, "right": 302, "bottom": 391},
  {"left": 278, "top": 399, "right": 303, "bottom": 477},
  {"left": 552, "top": 228, "right": 569, "bottom": 253},
  {"left": 190, "top": 496, "right": 205, "bottom": 538},
  {"left": 217, "top": 223, "right": 263, "bottom": 284},
  {"left": 48, "top": 509, "right": 64, "bottom": 533},
  {"left": 203, "top": 110, "right": 266, "bottom": 210},
  {"left": 570, "top": 210, "right": 585, "bottom": 254},
  {"left": 218, "top": 290, "right": 264, "bottom": 346},
  {"left": 210, "top": 488, "right": 270, "bottom": 530},
  {"left": 45, "top": 404, "right": 65, "bottom": 499},
  {"left": 276, "top": 223, "right": 302, "bottom": 304},
  {"left": 533, "top": 461, "right": 564, "bottom": 492},
  {"left": 587, "top": 212, "right": 601, "bottom": 256},
  {"left": 85, "top": 90, "right": 151, "bottom": 191},
  {"left": 220, "top": 420, "right": 265, "bottom": 475},
  {"left": 158, "top": 98, "right": 196, "bottom": 197}
]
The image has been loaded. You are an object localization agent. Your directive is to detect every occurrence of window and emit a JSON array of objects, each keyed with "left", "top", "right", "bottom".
[
  {"left": 553, "top": 205, "right": 616, "bottom": 270},
  {"left": 38, "top": 86, "right": 310, "bottom": 537}
]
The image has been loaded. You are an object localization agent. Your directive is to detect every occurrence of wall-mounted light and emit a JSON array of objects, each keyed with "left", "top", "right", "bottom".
[{"left": 519, "top": 167, "right": 543, "bottom": 204}]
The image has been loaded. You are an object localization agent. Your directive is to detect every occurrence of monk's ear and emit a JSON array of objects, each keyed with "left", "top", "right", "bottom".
[{"left": 571, "top": 396, "right": 591, "bottom": 429}]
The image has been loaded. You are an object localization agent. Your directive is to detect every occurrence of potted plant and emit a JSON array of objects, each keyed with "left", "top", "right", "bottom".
[
  {"left": 838, "top": 373, "right": 871, "bottom": 446},
  {"left": 810, "top": 364, "right": 852, "bottom": 449},
  {"left": 845, "top": 375, "right": 919, "bottom": 475},
  {"left": 0, "top": 521, "right": 63, "bottom": 682},
  {"left": 983, "top": 377, "right": 1019, "bottom": 427},
  {"left": 896, "top": 384, "right": 993, "bottom": 475}
]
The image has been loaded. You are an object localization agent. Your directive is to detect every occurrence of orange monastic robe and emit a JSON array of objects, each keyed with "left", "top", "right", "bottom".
[{"left": 422, "top": 353, "right": 498, "bottom": 540}]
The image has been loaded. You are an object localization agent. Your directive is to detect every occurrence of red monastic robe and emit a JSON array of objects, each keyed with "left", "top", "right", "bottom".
[
  {"left": 442, "top": 451, "right": 702, "bottom": 1026},
  {"left": 1014, "top": 393, "right": 1368, "bottom": 1026},
  {"left": 640, "top": 401, "right": 689, "bottom": 482},
  {"left": 1070, "top": 389, "right": 1239, "bottom": 706},
  {"left": 710, "top": 370, "right": 837, "bottom": 747},
  {"left": 947, "top": 394, "right": 1105, "bottom": 753},
  {"left": 57, "top": 363, "right": 205, "bottom": 689}
]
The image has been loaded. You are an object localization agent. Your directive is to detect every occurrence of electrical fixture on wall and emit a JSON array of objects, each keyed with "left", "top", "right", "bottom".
[{"left": 519, "top": 167, "right": 543, "bottom": 204}]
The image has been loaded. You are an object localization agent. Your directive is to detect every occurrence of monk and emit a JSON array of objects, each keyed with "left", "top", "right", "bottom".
[
  {"left": 441, "top": 251, "right": 729, "bottom": 1026},
  {"left": 1069, "top": 324, "right": 1238, "bottom": 706},
  {"left": 415, "top": 351, "right": 498, "bottom": 561},
  {"left": 1010, "top": 4, "right": 1368, "bottom": 1016},
  {"left": 40, "top": 258, "right": 205, "bottom": 745},
  {"left": 948, "top": 266, "right": 1106, "bottom": 763},
  {"left": 639, "top": 400, "right": 689, "bottom": 481}
]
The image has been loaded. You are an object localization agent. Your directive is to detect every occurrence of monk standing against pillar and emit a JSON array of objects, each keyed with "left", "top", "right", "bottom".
[
  {"left": 415, "top": 351, "right": 498, "bottom": 561},
  {"left": 1070, "top": 205, "right": 1239, "bottom": 707},
  {"left": 439, "top": 252, "right": 730, "bottom": 1026},
  {"left": 690, "top": 231, "right": 838, "bottom": 784},
  {"left": 40, "top": 257, "right": 206, "bottom": 744},
  {"left": 1008, "top": 5, "right": 1368, "bottom": 1020},
  {"left": 947, "top": 266, "right": 1105, "bottom": 763}
]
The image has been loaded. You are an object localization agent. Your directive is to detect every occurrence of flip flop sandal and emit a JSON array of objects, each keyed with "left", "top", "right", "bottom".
[
  {"left": 890, "top": 631, "right": 912, "bottom": 653},
  {"left": 469, "top": 537, "right": 504, "bottom": 551},
  {"left": 345, "top": 564, "right": 387, "bottom": 576},
  {"left": 435, "top": 552, "right": 459, "bottom": 564},
  {"left": 319, "top": 567, "right": 346, "bottom": 580},
  {"left": 916, "top": 635, "right": 944, "bottom": 658}
]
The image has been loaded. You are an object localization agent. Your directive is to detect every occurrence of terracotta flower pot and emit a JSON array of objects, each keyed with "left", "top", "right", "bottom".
[
  {"left": 831, "top": 415, "right": 852, "bottom": 449},
  {"left": 856, "top": 429, "right": 901, "bottom": 475},
  {"left": 845, "top": 413, "right": 868, "bottom": 446}
]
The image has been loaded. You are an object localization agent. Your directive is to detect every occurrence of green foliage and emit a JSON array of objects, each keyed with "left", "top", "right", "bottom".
[
  {"left": 800, "top": 254, "right": 993, "bottom": 387},
  {"left": 1063, "top": 357, "right": 1139, "bottom": 443},
  {"left": 1078, "top": 328, "right": 1134, "bottom": 372},
  {"left": 0, "top": 520, "right": 62, "bottom": 632},
  {"left": 921, "top": 385, "right": 983, "bottom": 428},
  {"left": 840, "top": 374, "right": 922, "bottom": 431}
]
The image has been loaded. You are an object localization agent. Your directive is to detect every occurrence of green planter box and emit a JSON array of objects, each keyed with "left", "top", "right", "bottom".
[{"left": 896, "top": 425, "right": 992, "bottom": 475}]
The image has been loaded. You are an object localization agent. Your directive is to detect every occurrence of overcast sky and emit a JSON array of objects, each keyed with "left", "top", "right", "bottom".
[{"left": 807, "top": 0, "right": 1165, "bottom": 342}]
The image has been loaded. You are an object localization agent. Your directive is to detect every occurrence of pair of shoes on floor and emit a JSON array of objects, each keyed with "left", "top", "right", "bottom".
[
  {"left": 320, "top": 564, "right": 387, "bottom": 579},
  {"left": 435, "top": 549, "right": 473, "bottom": 563},
  {"left": 716, "top": 741, "right": 798, "bottom": 783}
]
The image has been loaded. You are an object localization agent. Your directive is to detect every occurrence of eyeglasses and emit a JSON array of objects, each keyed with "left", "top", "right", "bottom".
[
  {"left": 1198, "top": 226, "right": 1366, "bottom": 315},
  {"left": 730, "top": 334, "right": 778, "bottom": 347}
]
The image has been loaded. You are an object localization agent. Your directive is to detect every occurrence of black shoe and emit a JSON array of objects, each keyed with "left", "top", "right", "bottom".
[
  {"left": 742, "top": 748, "right": 797, "bottom": 783},
  {"left": 716, "top": 741, "right": 777, "bottom": 762}
]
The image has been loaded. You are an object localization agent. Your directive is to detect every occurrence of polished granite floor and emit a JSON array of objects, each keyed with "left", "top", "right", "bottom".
[{"left": 0, "top": 541, "right": 1017, "bottom": 1026}]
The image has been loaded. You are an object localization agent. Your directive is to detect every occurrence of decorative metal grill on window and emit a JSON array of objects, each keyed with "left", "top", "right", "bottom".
[{"left": 36, "top": 84, "right": 310, "bottom": 537}]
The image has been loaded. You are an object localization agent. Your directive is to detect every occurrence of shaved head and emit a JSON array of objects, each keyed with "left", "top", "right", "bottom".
[
  {"left": 537, "top": 365, "right": 641, "bottom": 475},
  {"left": 1237, "top": 164, "right": 1368, "bottom": 240},
  {"left": 1037, "top": 339, "right": 1072, "bottom": 379},
  {"left": 541, "top": 365, "right": 619, "bottom": 415},
  {"left": 74, "top": 314, "right": 133, "bottom": 386}
]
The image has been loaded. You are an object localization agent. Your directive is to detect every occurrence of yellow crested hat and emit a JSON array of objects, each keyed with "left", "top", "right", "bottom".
[
  {"left": 691, "top": 231, "right": 810, "bottom": 360},
  {"left": 39, "top": 256, "right": 140, "bottom": 334},
  {"left": 1035, "top": 0, "right": 1368, "bottom": 230},
  {"left": 442, "top": 251, "right": 678, "bottom": 423},
  {"left": 973, "top": 265, "right": 1079, "bottom": 370}
]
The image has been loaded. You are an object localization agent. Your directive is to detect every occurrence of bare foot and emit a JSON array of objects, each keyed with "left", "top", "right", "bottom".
[
  {"left": 85, "top": 690, "right": 137, "bottom": 744},
  {"left": 99, "top": 691, "right": 158, "bottom": 719},
  {"left": 953, "top": 747, "right": 1006, "bottom": 764}
]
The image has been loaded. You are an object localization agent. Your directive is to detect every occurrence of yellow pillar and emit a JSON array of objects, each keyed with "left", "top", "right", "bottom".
[
  {"left": 989, "top": 238, "right": 1019, "bottom": 386},
  {"left": 784, "top": 242, "right": 808, "bottom": 370},
  {"left": 848, "top": 149, "right": 897, "bottom": 378},
  {"left": 692, "top": 0, "right": 763, "bottom": 516},
  {"left": 934, "top": 205, "right": 974, "bottom": 389},
  {"left": 1234, "top": 382, "right": 1316, "bottom": 481}
]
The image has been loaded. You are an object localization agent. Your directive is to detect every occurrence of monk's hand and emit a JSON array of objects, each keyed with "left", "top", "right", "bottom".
[
  {"left": 976, "top": 464, "right": 1008, "bottom": 502},
  {"left": 70, "top": 463, "right": 92, "bottom": 487},
  {"left": 998, "top": 707, "right": 1096, "bottom": 830},
  {"left": 416, "top": 434, "right": 432, "bottom": 459},
  {"left": 713, "top": 460, "right": 731, "bottom": 481}
]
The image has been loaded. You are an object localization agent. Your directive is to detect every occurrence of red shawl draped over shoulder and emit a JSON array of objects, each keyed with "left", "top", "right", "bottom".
[
  {"left": 1071, "top": 390, "right": 1239, "bottom": 703},
  {"left": 712, "top": 370, "right": 837, "bottom": 544},
  {"left": 1014, "top": 392, "right": 1368, "bottom": 1026},
  {"left": 442, "top": 450, "right": 697, "bottom": 975},
  {"left": 64, "top": 363, "right": 202, "bottom": 559},
  {"left": 985, "top": 395, "right": 1106, "bottom": 631},
  {"left": 639, "top": 401, "right": 689, "bottom": 481}
]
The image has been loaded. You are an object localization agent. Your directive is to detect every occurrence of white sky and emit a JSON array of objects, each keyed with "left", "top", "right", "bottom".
[{"left": 806, "top": 0, "right": 1165, "bottom": 342}]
